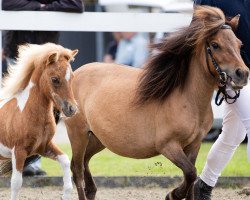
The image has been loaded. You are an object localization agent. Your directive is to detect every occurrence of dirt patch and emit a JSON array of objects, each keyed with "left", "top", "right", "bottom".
[{"left": 0, "top": 187, "right": 249, "bottom": 199}]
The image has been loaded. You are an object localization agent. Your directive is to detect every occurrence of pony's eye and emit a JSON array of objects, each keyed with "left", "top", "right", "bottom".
[
  {"left": 211, "top": 42, "right": 219, "bottom": 50},
  {"left": 51, "top": 77, "right": 60, "bottom": 86}
]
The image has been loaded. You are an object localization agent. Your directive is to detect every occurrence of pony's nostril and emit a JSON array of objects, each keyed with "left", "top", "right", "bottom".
[
  {"left": 62, "top": 101, "right": 77, "bottom": 116},
  {"left": 69, "top": 105, "right": 76, "bottom": 114},
  {"left": 235, "top": 68, "right": 243, "bottom": 78},
  {"left": 245, "top": 70, "right": 249, "bottom": 79},
  {"left": 69, "top": 105, "right": 73, "bottom": 113}
]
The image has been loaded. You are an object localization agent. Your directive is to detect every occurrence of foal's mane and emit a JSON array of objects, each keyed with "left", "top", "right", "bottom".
[
  {"left": 0, "top": 43, "right": 72, "bottom": 99},
  {"left": 137, "top": 6, "right": 226, "bottom": 104}
]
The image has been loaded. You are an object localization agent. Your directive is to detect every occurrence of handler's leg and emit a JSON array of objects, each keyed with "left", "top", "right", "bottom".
[
  {"left": 42, "top": 142, "right": 73, "bottom": 200},
  {"left": 200, "top": 105, "right": 246, "bottom": 187},
  {"left": 194, "top": 85, "right": 250, "bottom": 199}
]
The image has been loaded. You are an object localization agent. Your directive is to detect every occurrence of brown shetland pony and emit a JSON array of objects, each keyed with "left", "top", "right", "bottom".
[
  {"left": 65, "top": 6, "right": 249, "bottom": 200},
  {"left": 0, "top": 43, "right": 78, "bottom": 200}
]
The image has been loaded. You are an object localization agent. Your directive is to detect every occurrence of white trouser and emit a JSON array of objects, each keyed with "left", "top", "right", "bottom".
[{"left": 200, "top": 83, "right": 250, "bottom": 187}]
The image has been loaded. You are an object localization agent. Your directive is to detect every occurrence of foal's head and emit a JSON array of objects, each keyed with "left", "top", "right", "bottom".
[
  {"left": 0, "top": 43, "right": 78, "bottom": 117},
  {"left": 36, "top": 44, "right": 78, "bottom": 117}
]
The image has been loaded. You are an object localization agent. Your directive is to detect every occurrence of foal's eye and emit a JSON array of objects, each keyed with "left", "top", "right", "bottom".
[
  {"left": 211, "top": 42, "right": 219, "bottom": 50},
  {"left": 51, "top": 77, "right": 60, "bottom": 86}
]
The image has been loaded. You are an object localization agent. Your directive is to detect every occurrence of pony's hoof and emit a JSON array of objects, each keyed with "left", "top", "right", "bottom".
[
  {"left": 86, "top": 193, "right": 96, "bottom": 200},
  {"left": 165, "top": 190, "right": 183, "bottom": 200},
  {"left": 165, "top": 192, "right": 174, "bottom": 200}
]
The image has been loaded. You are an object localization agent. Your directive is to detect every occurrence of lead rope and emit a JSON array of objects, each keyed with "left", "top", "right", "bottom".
[{"left": 215, "top": 85, "right": 240, "bottom": 106}]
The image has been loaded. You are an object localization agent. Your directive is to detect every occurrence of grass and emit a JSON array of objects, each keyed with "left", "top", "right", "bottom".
[{"left": 42, "top": 143, "right": 249, "bottom": 176}]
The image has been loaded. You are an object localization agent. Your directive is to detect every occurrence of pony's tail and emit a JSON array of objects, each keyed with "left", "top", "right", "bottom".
[
  {"left": 0, "top": 160, "right": 12, "bottom": 176},
  {"left": 0, "top": 155, "right": 41, "bottom": 176}
]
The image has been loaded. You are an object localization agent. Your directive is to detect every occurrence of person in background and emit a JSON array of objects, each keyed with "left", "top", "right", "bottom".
[
  {"left": 193, "top": 1, "right": 250, "bottom": 199},
  {"left": 1, "top": 49, "right": 8, "bottom": 77},
  {"left": 103, "top": 32, "right": 122, "bottom": 63},
  {"left": 2, "top": 0, "right": 84, "bottom": 176},
  {"left": 115, "top": 32, "right": 149, "bottom": 68}
]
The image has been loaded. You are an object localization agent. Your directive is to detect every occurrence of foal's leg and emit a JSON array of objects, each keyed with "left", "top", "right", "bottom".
[
  {"left": 159, "top": 143, "right": 197, "bottom": 200},
  {"left": 84, "top": 134, "right": 105, "bottom": 200},
  {"left": 42, "top": 142, "right": 73, "bottom": 200},
  {"left": 11, "top": 147, "right": 27, "bottom": 200},
  {"left": 65, "top": 119, "right": 90, "bottom": 200}
]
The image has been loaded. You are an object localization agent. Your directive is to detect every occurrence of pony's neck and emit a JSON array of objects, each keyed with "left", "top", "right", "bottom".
[{"left": 185, "top": 51, "right": 217, "bottom": 109}]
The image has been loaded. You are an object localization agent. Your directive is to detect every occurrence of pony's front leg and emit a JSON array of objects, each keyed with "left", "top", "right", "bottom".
[
  {"left": 159, "top": 143, "right": 197, "bottom": 200},
  {"left": 43, "top": 142, "right": 73, "bottom": 200},
  {"left": 11, "top": 147, "right": 27, "bottom": 200},
  {"left": 185, "top": 140, "right": 202, "bottom": 200}
]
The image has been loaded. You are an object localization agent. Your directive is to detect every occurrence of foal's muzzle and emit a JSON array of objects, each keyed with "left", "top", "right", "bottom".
[{"left": 62, "top": 101, "right": 77, "bottom": 117}]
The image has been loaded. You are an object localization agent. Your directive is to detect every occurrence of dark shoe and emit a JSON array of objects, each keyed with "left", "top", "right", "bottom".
[
  {"left": 23, "top": 165, "right": 36, "bottom": 176},
  {"left": 194, "top": 178, "right": 213, "bottom": 200},
  {"left": 23, "top": 166, "right": 47, "bottom": 176},
  {"left": 35, "top": 168, "right": 47, "bottom": 176}
]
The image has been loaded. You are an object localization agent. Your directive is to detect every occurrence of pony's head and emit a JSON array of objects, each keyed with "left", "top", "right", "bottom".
[
  {"left": 137, "top": 6, "right": 249, "bottom": 104},
  {"left": 0, "top": 43, "right": 78, "bottom": 117},
  {"left": 193, "top": 6, "right": 249, "bottom": 90},
  {"left": 37, "top": 44, "right": 78, "bottom": 117}
]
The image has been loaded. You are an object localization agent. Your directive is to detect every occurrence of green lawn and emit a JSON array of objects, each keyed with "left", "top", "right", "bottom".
[{"left": 42, "top": 143, "right": 249, "bottom": 176}]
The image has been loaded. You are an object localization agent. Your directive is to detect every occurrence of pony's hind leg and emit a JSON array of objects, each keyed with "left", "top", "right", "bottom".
[
  {"left": 159, "top": 143, "right": 197, "bottom": 200},
  {"left": 65, "top": 119, "right": 90, "bottom": 200},
  {"left": 42, "top": 142, "right": 73, "bottom": 200},
  {"left": 11, "top": 147, "right": 27, "bottom": 200},
  {"left": 84, "top": 133, "right": 105, "bottom": 200}
]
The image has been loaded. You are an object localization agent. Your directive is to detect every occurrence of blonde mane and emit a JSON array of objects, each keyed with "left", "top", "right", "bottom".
[{"left": 0, "top": 43, "right": 73, "bottom": 99}]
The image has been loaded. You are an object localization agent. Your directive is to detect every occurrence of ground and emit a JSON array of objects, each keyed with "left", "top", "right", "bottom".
[{"left": 0, "top": 187, "right": 249, "bottom": 200}]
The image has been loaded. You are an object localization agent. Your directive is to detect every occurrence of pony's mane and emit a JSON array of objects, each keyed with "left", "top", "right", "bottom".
[
  {"left": 0, "top": 43, "right": 73, "bottom": 99},
  {"left": 137, "top": 6, "right": 226, "bottom": 104}
]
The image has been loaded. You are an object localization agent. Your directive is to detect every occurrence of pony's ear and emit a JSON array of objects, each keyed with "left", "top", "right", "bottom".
[
  {"left": 72, "top": 49, "right": 79, "bottom": 58},
  {"left": 47, "top": 52, "right": 59, "bottom": 65},
  {"left": 226, "top": 14, "right": 240, "bottom": 32}
]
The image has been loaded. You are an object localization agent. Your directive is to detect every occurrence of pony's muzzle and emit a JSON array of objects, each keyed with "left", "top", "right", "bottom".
[
  {"left": 235, "top": 68, "right": 249, "bottom": 81},
  {"left": 62, "top": 101, "right": 77, "bottom": 117}
]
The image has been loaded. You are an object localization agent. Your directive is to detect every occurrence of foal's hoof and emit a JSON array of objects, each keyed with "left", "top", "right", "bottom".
[{"left": 62, "top": 184, "right": 73, "bottom": 200}]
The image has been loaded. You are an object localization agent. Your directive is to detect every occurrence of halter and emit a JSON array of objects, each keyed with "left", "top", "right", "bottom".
[{"left": 205, "top": 24, "right": 240, "bottom": 106}]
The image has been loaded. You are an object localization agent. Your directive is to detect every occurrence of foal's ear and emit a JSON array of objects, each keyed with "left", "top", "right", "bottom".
[
  {"left": 47, "top": 52, "right": 59, "bottom": 65},
  {"left": 226, "top": 14, "right": 240, "bottom": 32},
  {"left": 72, "top": 49, "right": 79, "bottom": 58}
]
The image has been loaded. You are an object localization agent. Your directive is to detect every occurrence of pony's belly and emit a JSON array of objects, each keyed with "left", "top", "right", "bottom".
[
  {"left": 108, "top": 147, "right": 159, "bottom": 159},
  {"left": 100, "top": 139, "right": 159, "bottom": 159}
]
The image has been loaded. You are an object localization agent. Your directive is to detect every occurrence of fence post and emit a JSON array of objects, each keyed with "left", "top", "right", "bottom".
[{"left": 95, "top": 4, "right": 104, "bottom": 62}]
